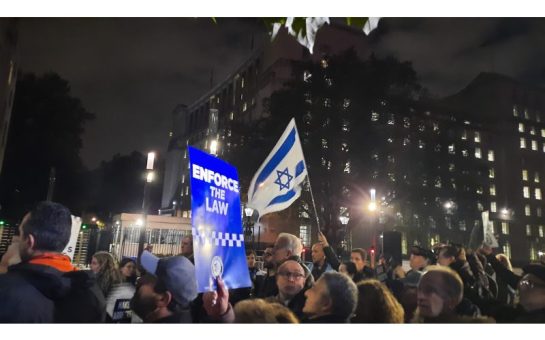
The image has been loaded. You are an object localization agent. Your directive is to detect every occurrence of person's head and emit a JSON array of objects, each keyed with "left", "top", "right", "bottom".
[
  {"left": 496, "top": 253, "right": 513, "bottom": 272},
  {"left": 437, "top": 245, "right": 460, "bottom": 267},
  {"left": 91, "top": 251, "right": 123, "bottom": 294},
  {"left": 18, "top": 201, "right": 72, "bottom": 261},
  {"left": 272, "top": 233, "right": 303, "bottom": 265},
  {"left": 352, "top": 279, "right": 404, "bottom": 323},
  {"left": 120, "top": 258, "right": 137, "bottom": 280},
  {"left": 276, "top": 259, "right": 308, "bottom": 300},
  {"left": 416, "top": 266, "right": 463, "bottom": 318},
  {"left": 303, "top": 271, "right": 358, "bottom": 320},
  {"left": 311, "top": 243, "right": 325, "bottom": 265},
  {"left": 350, "top": 248, "right": 367, "bottom": 272},
  {"left": 181, "top": 236, "right": 193, "bottom": 257},
  {"left": 339, "top": 261, "right": 357, "bottom": 279},
  {"left": 262, "top": 247, "right": 274, "bottom": 269},
  {"left": 410, "top": 246, "right": 433, "bottom": 270},
  {"left": 234, "top": 299, "right": 299, "bottom": 323},
  {"left": 518, "top": 264, "right": 545, "bottom": 312},
  {"left": 131, "top": 251, "right": 197, "bottom": 322},
  {"left": 246, "top": 249, "right": 256, "bottom": 268}
]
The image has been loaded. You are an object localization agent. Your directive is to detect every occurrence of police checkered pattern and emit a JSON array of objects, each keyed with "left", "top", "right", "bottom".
[{"left": 192, "top": 228, "right": 244, "bottom": 247}]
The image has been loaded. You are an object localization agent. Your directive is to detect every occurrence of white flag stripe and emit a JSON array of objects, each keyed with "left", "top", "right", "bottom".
[{"left": 247, "top": 118, "right": 308, "bottom": 217}]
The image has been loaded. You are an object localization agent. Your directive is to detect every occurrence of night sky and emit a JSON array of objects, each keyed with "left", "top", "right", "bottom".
[{"left": 16, "top": 18, "right": 545, "bottom": 169}]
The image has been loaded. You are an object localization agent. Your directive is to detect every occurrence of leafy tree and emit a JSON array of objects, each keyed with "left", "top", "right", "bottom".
[{"left": 0, "top": 72, "right": 94, "bottom": 219}]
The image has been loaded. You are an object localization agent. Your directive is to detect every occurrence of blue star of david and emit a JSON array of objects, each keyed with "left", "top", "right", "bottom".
[{"left": 274, "top": 167, "right": 293, "bottom": 191}]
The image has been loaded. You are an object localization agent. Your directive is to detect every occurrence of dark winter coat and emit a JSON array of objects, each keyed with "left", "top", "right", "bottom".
[{"left": 0, "top": 262, "right": 106, "bottom": 323}]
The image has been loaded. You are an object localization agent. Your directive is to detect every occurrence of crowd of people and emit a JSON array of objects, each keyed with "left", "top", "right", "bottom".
[{"left": 1, "top": 201, "right": 545, "bottom": 323}]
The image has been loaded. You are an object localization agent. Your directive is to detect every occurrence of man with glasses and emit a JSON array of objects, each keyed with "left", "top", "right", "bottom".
[
  {"left": 256, "top": 247, "right": 277, "bottom": 298},
  {"left": 267, "top": 257, "right": 313, "bottom": 320}
]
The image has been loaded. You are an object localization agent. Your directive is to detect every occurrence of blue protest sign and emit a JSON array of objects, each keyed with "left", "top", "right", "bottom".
[{"left": 188, "top": 146, "right": 252, "bottom": 292}]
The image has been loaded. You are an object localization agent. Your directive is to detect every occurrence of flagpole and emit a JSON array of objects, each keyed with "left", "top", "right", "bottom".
[{"left": 293, "top": 120, "right": 321, "bottom": 244}]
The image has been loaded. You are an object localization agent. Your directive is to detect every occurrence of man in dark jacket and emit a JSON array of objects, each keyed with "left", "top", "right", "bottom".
[
  {"left": 131, "top": 251, "right": 198, "bottom": 323},
  {"left": 0, "top": 201, "right": 106, "bottom": 323},
  {"left": 308, "top": 231, "right": 340, "bottom": 281},
  {"left": 302, "top": 271, "right": 358, "bottom": 323}
]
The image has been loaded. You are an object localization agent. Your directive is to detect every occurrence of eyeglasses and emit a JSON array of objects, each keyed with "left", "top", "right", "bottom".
[
  {"left": 519, "top": 278, "right": 545, "bottom": 290},
  {"left": 277, "top": 271, "right": 305, "bottom": 280}
]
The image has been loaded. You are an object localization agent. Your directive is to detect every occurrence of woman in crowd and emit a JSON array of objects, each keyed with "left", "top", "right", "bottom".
[
  {"left": 352, "top": 279, "right": 404, "bottom": 323},
  {"left": 90, "top": 251, "right": 123, "bottom": 297},
  {"left": 119, "top": 258, "right": 137, "bottom": 285}
]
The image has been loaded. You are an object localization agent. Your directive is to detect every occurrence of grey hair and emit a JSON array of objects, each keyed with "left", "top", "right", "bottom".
[
  {"left": 320, "top": 272, "right": 358, "bottom": 320},
  {"left": 276, "top": 232, "right": 303, "bottom": 257}
]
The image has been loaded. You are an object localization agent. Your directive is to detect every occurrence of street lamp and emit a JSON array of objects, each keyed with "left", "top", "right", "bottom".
[
  {"left": 243, "top": 206, "right": 254, "bottom": 249},
  {"left": 138, "top": 151, "right": 156, "bottom": 257},
  {"left": 339, "top": 215, "right": 350, "bottom": 251},
  {"left": 210, "top": 140, "right": 218, "bottom": 156}
]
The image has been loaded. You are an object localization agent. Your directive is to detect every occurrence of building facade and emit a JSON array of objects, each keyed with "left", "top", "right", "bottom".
[{"left": 162, "top": 26, "right": 545, "bottom": 264}]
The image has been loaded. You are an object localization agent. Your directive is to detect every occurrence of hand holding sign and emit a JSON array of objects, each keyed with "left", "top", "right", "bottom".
[{"left": 203, "top": 276, "right": 230, "bottom": 318}]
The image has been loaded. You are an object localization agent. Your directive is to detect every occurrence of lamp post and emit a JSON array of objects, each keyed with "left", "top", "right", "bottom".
[
  {"left": 339, "top": 215, "right": 350, "bottom": 251},
  {"left": 138, "top": 152, "right": 155, "bottom": 257},
  {"left": 244, "top": 206, "right": 254, "bottom": 249},
  {"left": 367, "top": 188, "right": 377, "bottom": 250}
]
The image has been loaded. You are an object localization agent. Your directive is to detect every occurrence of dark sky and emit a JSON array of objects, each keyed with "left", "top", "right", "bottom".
[{"left": 17, "top": 18, "right": 545, "bottom": 169}]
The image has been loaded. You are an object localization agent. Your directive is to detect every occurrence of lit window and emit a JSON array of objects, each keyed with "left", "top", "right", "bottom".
[
  {"left": 542, "top": 129, "right": 545, "bottom": 138},
  {"left": 387, "top": 138, "right": 393, "bottom": 143},
  {"left": 343, "top": 98, "right": 351, "bottom": 109},
  {"left": 462, "top": 149, "right": 468, "bottom": 157},
  {"left": 503, "top": 242, "right": 511, "bottom": 258},
  {"left": 475, "top": 147, "right": 482, "bottom": 159},
  {"left": 526, "top": 225, "right": 532, "bottom": 236},
  {"left": 461, "top": 130, "right": 467, "bottom": 140},
  {"left": 388, "top": 114, "right": 395, "bottom": 125},
  {"left": 183, "top": 150, "right": 187, "bottom": 159},
  {"left": 539, "top": 225, "right": 544, "bottom": 238},
  {"left": 241, "top": 77, "right": 245, "bottom": 88},
  {"left": 535, "top": 172, "right": 540, "bottom": 183},
  {"left": 321, "top": 139, "right": 328, "bottom": 149},
  {"left": 449, "top": 163, "right": 455, "bottom": 172},
  {"left": 403, "top": 117, "right": 410, "bottom": 128},
  {"left": 323, "top": 98, "right": 331, "bottom": 108},
  {"left": 522, "top": 170, "right": 528, "bottom": 181},
  {"left": 474, "top": 131, "right": 481, "bottom": 143},
  {"left": 525, "top": 109, "right": 530, "bottom": 120},
  {"left": 538, "top": 207, "right": 543, "bottom": 217},
  {"left": 524, "top": 186, "right": 530, "bottom": 198},
  {"left": 418, "top": 123, "right": 425, "bottom": 132},
  {"left": 299, "top": 225, "right": 310, "bottom": 246},
  {"left": 543, "top": 143, "right": 545, "bottom": 153},
  {"left": 403, "top": 138, "right": 410, "bottom": 146},
  {"left": 477, "top": 202, "right": 484, "bottom": 211},
  {"left": 489, "top": 168, "right": 495, "bottom": 179},
  {"left": 519, "top": 123, "right": 525, "bottom": 133},
  {"left": 344, "top": 161, "right": 351, "bottom": 174},
  {"left": 532, "top": 140, "right": 538, "bottom": 151},
  {"left": 181, "top": 175, "right": 185, "bottom": 183},
  {"left": 488, "top": 150, "right": 495, "bottom": 162},
  {"left": 448, "top": 144, "right": 455, "bottom": 154},
  {"left": 459, "top": 221, "right": 466, "bottom": 231},
  {"left": 341, "top": 142, "right": 349, "bottom": 152},
  {"left": 490, "top": 184, "right": 496, "bottom": 196},
  {"left": 325, "top": 77, "right": 333, "bottom": 87},
  {"left": 520, "top": 137, "right": 527, "bottom": 149},
  {"left": 502, "top": 222, "right": 509, "bottom": 235},
  {"left": 434, "top": 177, "right": 441, "bottom": 188},
  {"left": 525, "top": 204, "right": 531, "bottom": 216},
  {"left": 513, "top": 106, "right": 519, "bottom": 117},
  {"left": 418, "top": 140, "right": 425, "bottom": 149},
  {"left": 433, "top": 123, "right": 440, "bottom": 133},
  {"left": 303, "top": 71, "right": 312, "bottom": 82},
  {"left": 185, "top": 186, "right": 189, "bottom": 195},
  {"left": 242, "top": 102, "right": 247, "bottom": 112},
  {"left": 536, "top": 188, "right": 542, "bottom": 200},
  {"left": 476, "top": 186, "right": 483, "bottom": 195},
  {"left": 371, "top": 111, "right": 379, "bottom": 121},
  {"left": 321, "top": 59, "right": 328, "bottom": 68},
  {"left": 530, "top": 127, "right": 536, "bottom": 135},
  {"left": 491, "top": 202, "right": 497, "bottom": 212},
  {"left": 229, "top": 112, "right": 234, "bottom": 120}
]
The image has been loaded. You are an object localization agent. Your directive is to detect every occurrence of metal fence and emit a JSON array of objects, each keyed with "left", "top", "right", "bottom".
[{"left": 110, "top": 225, "right": 191, "bottom": 260}]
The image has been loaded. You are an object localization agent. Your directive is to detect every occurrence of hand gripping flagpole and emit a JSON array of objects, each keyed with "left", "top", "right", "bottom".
[{"left": 292, "top": 122, "right": 321, "bottom": 244}]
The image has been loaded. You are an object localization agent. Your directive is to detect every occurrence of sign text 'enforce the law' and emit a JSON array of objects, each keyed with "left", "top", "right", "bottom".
[{"left": 192, "top": 164, "right": 240, "bottom": 216}]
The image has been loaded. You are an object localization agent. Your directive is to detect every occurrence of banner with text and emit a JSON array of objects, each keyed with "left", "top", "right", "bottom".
[
  {"left": 62, "top": 215, "right": 82, "bottom": 261},
  {"left": 188, "top": 146, "right": 252, "bottom": 292}
]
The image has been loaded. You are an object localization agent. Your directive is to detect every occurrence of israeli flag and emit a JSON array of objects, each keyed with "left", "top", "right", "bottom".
[{"left": 247, "top": 118, "right": 308, "bottom": 217}]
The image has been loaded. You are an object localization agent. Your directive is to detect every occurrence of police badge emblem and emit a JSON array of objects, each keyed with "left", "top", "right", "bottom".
[{"left": 211, "top": 256, "right": 224, "bottom": 278}]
